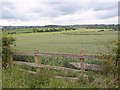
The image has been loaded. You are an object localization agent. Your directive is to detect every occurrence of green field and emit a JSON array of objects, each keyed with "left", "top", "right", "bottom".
[
  {"left": 12, "top": 29, "right": 118, "bottom": 54},
  {"left": 2, "top": 28, "right": 118, "bottom": 88}
]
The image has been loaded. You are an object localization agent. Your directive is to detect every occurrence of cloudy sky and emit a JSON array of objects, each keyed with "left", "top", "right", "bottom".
[{"left": 0, "top": 0, "right": 119, "bottom": 26}]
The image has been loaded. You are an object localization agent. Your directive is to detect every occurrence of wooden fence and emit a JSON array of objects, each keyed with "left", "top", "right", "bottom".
[
  {"left": 12, "top": 50, "right": 110, "bottom": 75},
  {"left": 10, "top": 50, "right": 118, "bottom": 86}
]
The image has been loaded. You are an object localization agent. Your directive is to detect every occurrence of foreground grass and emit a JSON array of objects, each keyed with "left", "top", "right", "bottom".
[
  {"left": 2, "top": 65, "right": 118, "bottom": 88},
  {"left": 2, "top": 65, "right": 86, "bottom": 88}
]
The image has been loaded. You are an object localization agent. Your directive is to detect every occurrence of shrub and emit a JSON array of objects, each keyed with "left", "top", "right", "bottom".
[
  {"left": 63, "top": 59, "right": 76, "bottom": 69},
  {"left": 98, "top": 30, "right": 104, "bottom": 32},
  {"left": 99, "top": 40, "right": 119, "bottom": 76},
  {"left": 28, "top": 69, "right": 54, "bottom": 88},
  {"left": 13, "top": 54, "right": 34, "bottom": 62},
  {"left": 2, "top": 35, "right": 15, "bottom": 68}
]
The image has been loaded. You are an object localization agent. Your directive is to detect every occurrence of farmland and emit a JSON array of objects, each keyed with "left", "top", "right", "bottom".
[
  {"left": 2, "top": 27, "right": 119, "bottom": 88},
  {"left": 12, "top": 28, "right": 118, "bottom": 54}
]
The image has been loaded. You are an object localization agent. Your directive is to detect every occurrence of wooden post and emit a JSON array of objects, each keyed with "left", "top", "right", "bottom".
[
  {"left": 80, "top": 50, "right": 85, "bottom": 75},
  {"left": 34, "top": 50, "right": 40, "bottom": 75}
]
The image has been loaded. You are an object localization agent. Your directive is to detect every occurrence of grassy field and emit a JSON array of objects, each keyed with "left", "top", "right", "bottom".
[
  {"left": 12, "top": 28, "right": 118, "bottom": 54},
  {"left": 62, "top": 28, "right": 117, "bottom": 35},
  {"left": 2, "top": 28, "right": 118, "bottom": 88}
]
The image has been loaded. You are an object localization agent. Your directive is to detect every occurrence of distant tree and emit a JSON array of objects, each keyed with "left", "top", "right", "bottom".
[{"left": 33, "top": 28, "right": 37, "bottom": 33}]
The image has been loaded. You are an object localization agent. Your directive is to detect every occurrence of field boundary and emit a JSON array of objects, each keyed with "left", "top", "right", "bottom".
[{"left": 12, "top": 50, "right": 112, "bottom": 75}]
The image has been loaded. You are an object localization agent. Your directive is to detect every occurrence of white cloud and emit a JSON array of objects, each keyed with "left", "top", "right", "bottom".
[
  {"left": 1, "top": 0, "right": 119, "bottom": 2},
  {"left": 0, "top": 0, "right": 118, "bottom": 26}
]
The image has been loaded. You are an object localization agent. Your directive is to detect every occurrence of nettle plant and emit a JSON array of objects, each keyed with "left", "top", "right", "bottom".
[{"left": 2, "top": 35, "right": 16, "bottom": 69}]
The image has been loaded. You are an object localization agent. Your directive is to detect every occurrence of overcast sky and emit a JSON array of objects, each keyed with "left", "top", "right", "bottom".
[{"left": 0, "top": 0, "right": 119, "bottom": 26}]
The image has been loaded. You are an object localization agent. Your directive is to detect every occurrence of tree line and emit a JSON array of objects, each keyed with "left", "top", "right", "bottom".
[{"left": 4, "top": 27, "right": 76, "bottom": 34}]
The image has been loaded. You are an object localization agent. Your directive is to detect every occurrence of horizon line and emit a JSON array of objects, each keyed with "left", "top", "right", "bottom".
[{"left": 1, "top": 24, "right": 118, "bottom": 27}]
